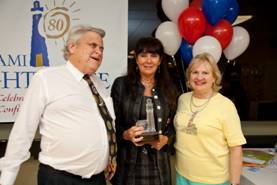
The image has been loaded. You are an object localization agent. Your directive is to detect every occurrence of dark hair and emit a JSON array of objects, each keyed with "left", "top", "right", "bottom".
[{"left": 127, "top": 37, "right": 178, "bottom": 106}]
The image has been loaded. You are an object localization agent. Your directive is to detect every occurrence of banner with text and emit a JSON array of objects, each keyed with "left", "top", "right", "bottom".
[{"left": 0, "top": 0, "right": 128, "bottom": 122}]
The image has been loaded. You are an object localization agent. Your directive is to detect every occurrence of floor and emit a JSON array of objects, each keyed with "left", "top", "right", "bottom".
[{"left": 14, "top": 157, "right": 39, "bottom": 185}]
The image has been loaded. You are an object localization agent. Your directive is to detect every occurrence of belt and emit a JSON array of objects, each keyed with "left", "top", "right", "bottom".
[{"left": 39, "top": 163, "right": 103, "bottom": 180}]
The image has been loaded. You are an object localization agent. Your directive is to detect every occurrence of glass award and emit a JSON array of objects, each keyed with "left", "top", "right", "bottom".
[{"left": 140, "top": 98, "right": 160, "bottom": 142}]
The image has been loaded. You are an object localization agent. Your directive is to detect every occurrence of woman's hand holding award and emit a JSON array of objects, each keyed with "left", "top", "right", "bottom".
[{"left": 136, "top": 98, "right": 160, "bottom": 142}]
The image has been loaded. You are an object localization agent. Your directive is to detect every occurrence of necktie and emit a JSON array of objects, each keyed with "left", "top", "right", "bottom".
[{"left": 83, "top": 74, "right": 117, "bottom": 166}]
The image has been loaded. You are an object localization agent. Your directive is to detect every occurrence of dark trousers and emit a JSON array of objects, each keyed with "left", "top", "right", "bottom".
[{"left": 38, "top": 163, "right": 106, "bottom": 185}]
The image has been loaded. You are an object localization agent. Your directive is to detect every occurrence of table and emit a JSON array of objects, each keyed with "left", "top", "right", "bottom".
[{"left": 241, "top": 148, "right": 277, "bottom": 185}]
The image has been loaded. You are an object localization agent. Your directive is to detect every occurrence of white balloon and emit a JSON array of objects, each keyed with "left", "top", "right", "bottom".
[
  {"left": 162, "top": 0, "right": 189, "bottom": 23},
  {"left": 223, "top": 26, "right": 250, "bottom": 60},
  {"left": 193, "top": 36, "right": 222, "bottom": 63},
  {"left": 155, "top": 21, "right": 182, "bottom": 56}
]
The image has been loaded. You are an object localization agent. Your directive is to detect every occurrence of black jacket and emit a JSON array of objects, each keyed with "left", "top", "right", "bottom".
[{"left": 110, "top": 76, "right": 176, "bottom": 185}]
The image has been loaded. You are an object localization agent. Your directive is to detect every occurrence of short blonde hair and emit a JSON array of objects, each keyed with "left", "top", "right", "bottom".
[
  {"left": 63, "top": 25, "right": 105, "bottom": 60},
  {"left": 185, "top": 53, "right": 222, "bottom": 92}
]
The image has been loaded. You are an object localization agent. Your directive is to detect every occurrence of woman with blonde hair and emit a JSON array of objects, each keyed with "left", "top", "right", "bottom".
[{"left": 174, "top": 53, "right": 246, "bottom": 185}]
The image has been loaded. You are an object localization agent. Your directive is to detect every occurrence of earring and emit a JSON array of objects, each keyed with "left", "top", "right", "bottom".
[{"left": 212, "top": 82, "right": 215, "bottom": 89}]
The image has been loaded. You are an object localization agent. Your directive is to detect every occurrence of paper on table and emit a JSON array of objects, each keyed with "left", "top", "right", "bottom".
[{"left": 243, "top": 149, "right": 274, "bottom": 165}]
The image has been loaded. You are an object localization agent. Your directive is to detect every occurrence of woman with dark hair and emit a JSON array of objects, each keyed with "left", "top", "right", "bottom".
[{"left": 111, "top": 37, "right": 179, "bottom": 185}]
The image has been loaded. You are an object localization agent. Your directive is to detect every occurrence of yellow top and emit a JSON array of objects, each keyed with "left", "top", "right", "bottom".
[{"left": 174, "top": 92, "right": 246, "bottom": 184}]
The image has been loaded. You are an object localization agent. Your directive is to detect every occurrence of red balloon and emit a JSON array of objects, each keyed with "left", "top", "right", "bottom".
[
  {"left": 178, "top": 7, "right": 207, "bottom": 44},
  {"left": 205, "top": 19, "right": 233, "bottom": 49},
  {"left": 190, "top": 0, "right": 202, "bottom": 11}
]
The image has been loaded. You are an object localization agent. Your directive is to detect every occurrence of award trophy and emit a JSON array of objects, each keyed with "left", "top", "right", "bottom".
[{"left": 137, "top": 98, "right": 160, "bottom": 142}]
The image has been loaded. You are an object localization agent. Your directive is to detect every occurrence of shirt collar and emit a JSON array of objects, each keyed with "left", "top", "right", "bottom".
[{"left": 66, "top": 61, "right": 85, "bottom": 82}]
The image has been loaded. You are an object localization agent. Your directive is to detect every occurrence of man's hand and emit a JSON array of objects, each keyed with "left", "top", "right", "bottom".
[{"left": 105, "top": 161, "right": 116, "bottom": 181}]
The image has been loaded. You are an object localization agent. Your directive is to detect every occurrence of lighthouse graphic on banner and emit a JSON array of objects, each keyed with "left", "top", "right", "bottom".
[{"left": 30, "top": 0, "right": 49, "bottom": 67}]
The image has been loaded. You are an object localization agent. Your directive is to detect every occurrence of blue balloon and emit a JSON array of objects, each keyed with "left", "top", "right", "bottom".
[
  {"left": 179, "top": 39, "right": 193, "bottom": 65},
  {"left": 202, "top": 0, "right": 230, "bottom": 25},
  {"left": 224, "top": 0, "right": 239, "bottom": 23}
]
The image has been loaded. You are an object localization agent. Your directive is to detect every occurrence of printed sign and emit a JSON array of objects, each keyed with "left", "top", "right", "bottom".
[{"left": 0, "top": 0, "right": 128, "bottom": 122}]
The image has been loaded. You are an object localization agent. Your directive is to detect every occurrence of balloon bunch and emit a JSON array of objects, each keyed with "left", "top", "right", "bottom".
[{"left": 155, "top": 0, "right": 250, "bottom": 65}]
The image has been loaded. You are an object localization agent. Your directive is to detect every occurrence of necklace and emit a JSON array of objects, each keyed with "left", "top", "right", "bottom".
[
  {"left": 190, "top": 94, "right": 212, "bottom": 111},
  {"left": 184, "top": 93, "right": 213, "bottom": 135},
  {"left": 191, "top": 95, "right": 211, "bottom": 107},
  {"left": 141, "top": 78, "right": 155, "bottom": 88}
]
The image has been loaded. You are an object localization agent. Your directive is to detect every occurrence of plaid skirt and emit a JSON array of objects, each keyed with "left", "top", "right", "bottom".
[
  {"left": 111, "top": 144, "right": 171, "bottom": 185},
  {"left": 134, "top": 145, "right": 161, "bottom": 185}
]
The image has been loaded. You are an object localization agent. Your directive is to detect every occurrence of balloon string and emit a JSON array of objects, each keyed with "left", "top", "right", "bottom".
[
  {"left": 171, "top": 55, "right": 177, "bottom": 66},
  {"left": 221, "top": 60, "right": 229, "bottom": 78},
  {"left": 171, "top": 55, "right": 185, "bottom": 93}
]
